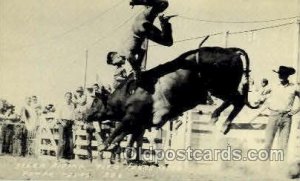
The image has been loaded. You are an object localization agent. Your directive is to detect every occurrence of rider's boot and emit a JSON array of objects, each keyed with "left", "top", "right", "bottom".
[{"left": 130, "top": 0, "right": 168, "bottom": 7}]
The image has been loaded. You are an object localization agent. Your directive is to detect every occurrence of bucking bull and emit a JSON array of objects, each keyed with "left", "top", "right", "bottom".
[{"left": 85, "top": 46, "right": 258, "bottom": 162}]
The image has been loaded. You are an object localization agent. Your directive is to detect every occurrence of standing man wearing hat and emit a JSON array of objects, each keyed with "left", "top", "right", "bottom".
[
  {"left": 264, "top": 66, "right": 300, "bottom": 159},
  {"left": 74, "top": 86, "right": 87, "bottom": 110},
  {"left": 73, "top": 86, "right": 87, "bottom": 143}
]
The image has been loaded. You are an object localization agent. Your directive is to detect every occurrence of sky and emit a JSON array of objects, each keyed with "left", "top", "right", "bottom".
[{"left": 0, "top": 0, "right": 299, "bottom": 109}]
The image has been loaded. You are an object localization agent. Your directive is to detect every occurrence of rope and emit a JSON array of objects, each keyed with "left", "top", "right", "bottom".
[
  {"left": 178, "top": 15, "right": 299, "bottom": 24},
  {"left": 149, "top": 21, "right": 296, "bottom": 46}
]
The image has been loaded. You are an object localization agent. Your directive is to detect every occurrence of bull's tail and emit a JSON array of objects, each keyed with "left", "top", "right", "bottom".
[{"left": 235, "top": 48, "right": 259, "bottom": 109}]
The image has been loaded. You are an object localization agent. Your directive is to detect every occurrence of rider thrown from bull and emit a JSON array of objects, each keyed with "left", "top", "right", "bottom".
[{"left": 107, "top": 0, "right": 176, "bottom": 81}]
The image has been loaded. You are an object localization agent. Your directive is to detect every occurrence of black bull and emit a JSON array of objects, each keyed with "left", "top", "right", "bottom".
[{"left": 86, "top": 47, "right": 258, "bottom": 150}]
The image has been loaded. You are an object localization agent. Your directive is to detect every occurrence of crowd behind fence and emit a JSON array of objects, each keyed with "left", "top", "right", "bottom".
[
  {"left": 0, "top": 77, "right": 275, "bottom": 160},
  {"left": 0, "top": 83, "right": 114, "bottom": 160}
]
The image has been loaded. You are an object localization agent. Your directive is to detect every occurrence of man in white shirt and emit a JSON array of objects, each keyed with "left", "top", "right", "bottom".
[
  {"left": 31, "top": 96, "right": 42, "bottom": 118},
  {"left": 57, "top": 92, "right": 76, "bottom": 161},
  {"left": 264, "top": 66, "right": 300, "bottom": 158}
]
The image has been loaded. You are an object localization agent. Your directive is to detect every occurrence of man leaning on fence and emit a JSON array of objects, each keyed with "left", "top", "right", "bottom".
[
  {"left": 57, "top": 92, "right": 76, "bottom": 161},
  {"left": 264, "top": 66, "right": 300, "bottom": 161}
]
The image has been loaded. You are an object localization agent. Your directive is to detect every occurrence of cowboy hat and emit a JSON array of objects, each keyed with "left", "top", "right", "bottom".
[
  {"left": 76, "top": 86, "right": 84, "bottom": 92},
  {"left": 273, "top": 66, "right": 295, "bottom": 76}
]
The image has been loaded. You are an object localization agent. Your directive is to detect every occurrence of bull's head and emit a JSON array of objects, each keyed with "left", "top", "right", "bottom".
[{"left": 82, "top": 96, "right": 108, "bottom": 123}]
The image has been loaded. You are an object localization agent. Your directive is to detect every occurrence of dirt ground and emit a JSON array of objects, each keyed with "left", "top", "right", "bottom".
[{"left": 0, "top": 155, "right": 296, "bottom": 181}]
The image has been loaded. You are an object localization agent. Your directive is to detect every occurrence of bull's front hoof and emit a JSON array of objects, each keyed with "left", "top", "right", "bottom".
[{"left": 221, "top": 122, "right": 232, "bottom": 135}]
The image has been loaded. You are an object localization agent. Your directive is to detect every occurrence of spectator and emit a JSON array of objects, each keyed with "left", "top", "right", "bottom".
[
  {"left": 41, "top": 104, "right": 56, "bottom": 127},
  {"left": 84, "top": 85, "right": 104, "bottom": 160},
  {"left": 264, "top": 66, "right": 300, "bottom": 161},
  {"left": 73, "top": 86, "right": 87, "bottom": 108},
  {"left": 106, "top": 84, "right": 113, "bottom": 93},
  {"left": 40, "top": 104, "right": 57, "bottom": 156},
  {"left": 93, "top": 83, "right": 110, "bottom": 105},
  {"left": 0, "top": 100, "right": 4, "bottom": 154},
  {"left": 20, "top": 97, "right": 37, "bottom": 132},
  {"left": 73, "top": 86, "right": 87, "bottom": 121},
  {"left": 19, "top": 97, "right": 37, "bottom": 156},
  {"left": 57, "top": 92, "right": 76, "bottom": 161},
  {"left": 31, "top": 95, "right": 42, "bottom": 117},
  {"left": 255, "top": 78, "right": 272, "bottom": 105},
  {"left": 0, "top": 104, "right": 16, "bottom": 154},
  {"left": 5, "top": 105, "right": 20, "bottom": 155},
  {"left": 72, "top": 87, "right": 88, "bottom": 149},
  {"left": 93, "top": 83, "right": 102, "bottom": 99}
]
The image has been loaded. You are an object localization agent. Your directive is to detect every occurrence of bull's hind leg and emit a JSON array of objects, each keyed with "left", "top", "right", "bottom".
[
  {"left": 221, "top": 98, "right": 244, "bottom": 135},
  {"left": 124, "top": 128, "right": 145, "bottom": 164},
  {"left": 109, "top": 131, "right": 129, "bottom": 164},
  {"left": 210, "top": 101, "right": 231, "bottom": 124}
]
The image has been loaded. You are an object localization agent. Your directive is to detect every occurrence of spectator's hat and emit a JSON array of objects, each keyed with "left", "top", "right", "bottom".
[
  {"left": 273, "top": 66, "right": 295, "bottom": 77},
  {"left": 7, "top": 104, "right": 15, "bottom": 109},
  {"left": 45, "top": 104, "right": 53, "bottom": 110},
  {"left": 76, "top": 86, "right": 84, "bottom": 92},
  {"left": 93, "top": 83, "right": 99, "bottom": 88},
  {"left": 86, "top": 84, "right": 94, "bottom": 92}
]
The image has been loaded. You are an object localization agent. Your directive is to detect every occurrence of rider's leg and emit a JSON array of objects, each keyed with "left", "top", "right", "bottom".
[
  {"left": 143, "top": 20, "right": 173, "bottom": 46},
  {"left": 127, "top": 51, "right": 145, "bottom": 80},
  {"left": 130, "top": 0, "right": 169, "bottom": 13}
]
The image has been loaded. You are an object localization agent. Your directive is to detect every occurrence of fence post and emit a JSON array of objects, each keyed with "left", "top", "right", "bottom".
[
  {"left": 297, "top": 18, "right": 300, "bottom": 83},
  {"left": 224, "top": 31, "right": 230, "bottom": 48}
]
